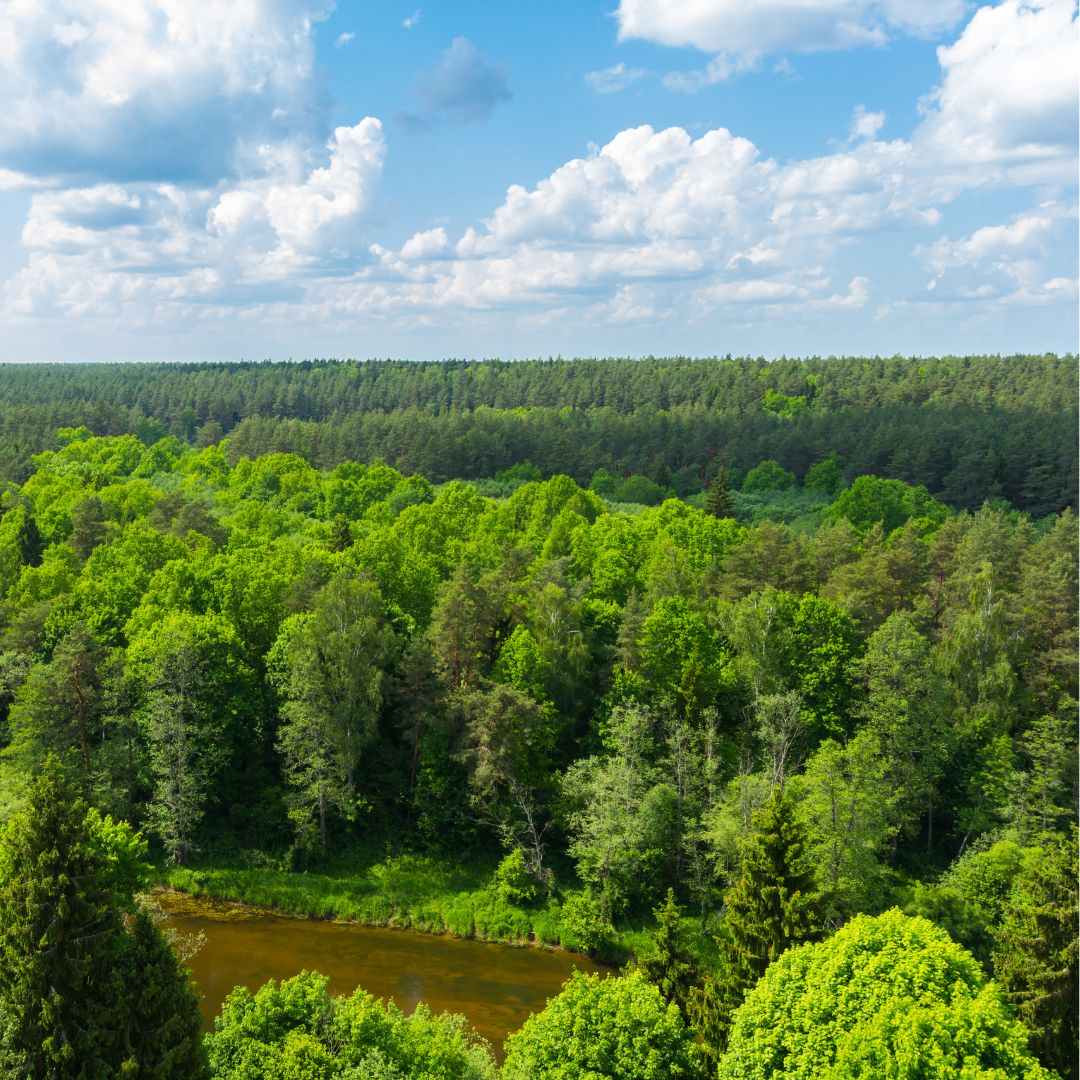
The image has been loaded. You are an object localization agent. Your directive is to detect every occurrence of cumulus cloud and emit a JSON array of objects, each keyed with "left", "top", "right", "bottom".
[
  {"left": 397, "top": 37, "right": 512, "bottom": 129},
  {"left": 0, "top": 0, "right": 333, "bottom": 185},
  {"left": 0, "top": 0, "right": 1074, "bottom": 344},
  {"left": 916, "top": 0, "right": 1078, "bottom": 181},
  {"left": 403, "top": 10, "right": 421, "bottom": 30},
  {"left": 335, "top": 32, "right": 355, "bottom": 47},
  {"left": 585, "top": 62, "right": 648, "bottom": 93}
]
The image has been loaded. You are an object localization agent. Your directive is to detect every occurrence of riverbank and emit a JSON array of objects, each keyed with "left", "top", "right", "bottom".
[{"left": 160, "top": 854, "right": 641, "bottom": 962}]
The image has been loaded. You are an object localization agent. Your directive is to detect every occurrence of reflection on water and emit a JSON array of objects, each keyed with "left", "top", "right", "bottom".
[{"left": 158, "top": 894, "right": 607, "bottom": 1055}]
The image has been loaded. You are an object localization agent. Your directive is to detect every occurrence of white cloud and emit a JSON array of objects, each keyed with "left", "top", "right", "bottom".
[
  {"left": 403, "top": 10, "right": 421, "bottom": 30},
  {"left": 335, "top": 31, "right": 355, "bottom": 47},
  {"left": 615, "top": 0, "right": 969, "bottom": 57},
  {"left": 661, "top": 53, "right": 758, "bottom": 92},
  {"left": 916, "top": 0, "right": 1078, "bottom": 180},
  {"left": 0, "top": 0, "right": 1074, "bottom": 346},
  {"left": 849, "top": 105, "right": 886, "bottom": 141},
  {"left": 585, "top": 62, "right": 648, "bottom": 93},
  {"left": 0, "top": 0, "right": 332, "bottom": 184}
]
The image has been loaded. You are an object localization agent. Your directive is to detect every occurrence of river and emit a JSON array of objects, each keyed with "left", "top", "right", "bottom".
[{"left": 158, "top": 893, "right": 608, "bottom": 1054}]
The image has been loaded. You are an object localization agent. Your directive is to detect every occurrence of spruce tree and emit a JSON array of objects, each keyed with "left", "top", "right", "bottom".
[
  {"left": 0, "top": 758, "right": 207, "bottom": 1078},
  {"left": 689, "top": 787, "right": 816, "bottom": 1066},
  {"left": 705, "top": 466, "right": 734, "bottom": 519},
  {"left": 638, "top": 889, "right": 698, "bottom": 1022},
  {"left": 992, "top": 829, "right": 1079, "bottom": 1080}
]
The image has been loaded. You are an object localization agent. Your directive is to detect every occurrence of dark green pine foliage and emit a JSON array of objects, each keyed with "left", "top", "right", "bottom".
[
  {"left": 0, "top": 759, "right": 207, "bottom": 1079},
  {"left": 992, "top": 830, "right": 1079, "bottom": 1080},
  {"left": 638, "top": 889, "right": 698, "bottom": 1022},
  {"left": 690, "top": 788, "right": 817, "bottom": 1066},
  {"left": 704, "top": 466, "right": 735, "bottom": 519}
]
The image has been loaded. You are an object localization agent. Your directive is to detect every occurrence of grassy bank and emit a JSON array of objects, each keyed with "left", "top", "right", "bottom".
[{"left": 160, "top": 854, "right": 626, "bottom": 960}]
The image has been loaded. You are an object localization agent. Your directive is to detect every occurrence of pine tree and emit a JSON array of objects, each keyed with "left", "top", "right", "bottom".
[
  {"left": 689, "top": 788, "right": 817, "bottom": 1066},
  {"left": 638, "top": 889, "right": 697, "bottom": 1022},
  {"left": 705, "top": 466, "right": 735, "bottom": 519}
]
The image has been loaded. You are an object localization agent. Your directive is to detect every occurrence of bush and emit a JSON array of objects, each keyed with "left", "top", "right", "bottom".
[
  {"left": 492, "top": 849, "right": 539, "bottom": 907},
  {"left": 558, "top": 893, "right": 617, "bottom": 959}
]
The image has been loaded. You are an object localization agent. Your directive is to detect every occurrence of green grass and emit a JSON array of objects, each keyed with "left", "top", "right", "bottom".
[{"left": 160, "top": 854, "right": 633, "bottom": 959}]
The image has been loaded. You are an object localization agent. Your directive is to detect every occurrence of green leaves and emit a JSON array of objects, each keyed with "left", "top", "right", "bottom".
[
  {"left": 503, "top": 970, "right": 703, "bottom": 1080},
  {"left": 720, "top": 910, "right": 1054, "bottom": 1080}
]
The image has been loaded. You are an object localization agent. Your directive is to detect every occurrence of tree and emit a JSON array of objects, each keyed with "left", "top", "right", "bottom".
[
  {"left": 270, "top": 571, "right": 398, "bottom": 856},
  {"left": 0, "top": 759, "right": 206, "bottom": 1078},
  {"left": 719, "top": 910, "right": 1054, "bottom": 1080},
  {"left": 462, "top": 683, "right": 558, "bottom": 880},
  {"left": 128, "top": 612, "right": 254, "bottom": 866},
  {"left": 637, "top": 889, "right": 697, "bottom": 1022},
  {"left": 860, "top": 611, "right": 947, "bottom": 849},
  {"left": 502, "top": 970, "right": 703, "bottom": 1080},
  {"left": 705, "top": 466, "right": 735, "bottom": 518},
  {"left": 992, "top": 831, "right": 1079, "bottom": 1080},
  {"left": 691, "top": 788, "right": 817, "bottom": 1063},
  {"left": 742, "top": 461, "right": 796, "bottom": 494},
  {"left": 562, "top": 704, "right": 680, "bottom": 915},
  {"left": 206, "top": 971, "right": 497, "bottom": 1080}
]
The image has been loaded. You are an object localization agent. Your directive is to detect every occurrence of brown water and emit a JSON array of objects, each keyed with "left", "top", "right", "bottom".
[{"left": 158, "top": 894, "right": 607, "bottom": 1054}]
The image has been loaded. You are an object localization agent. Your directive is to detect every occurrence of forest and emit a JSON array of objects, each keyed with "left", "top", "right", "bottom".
[{"left": 0, "top": 355, "right": 1075, "bottom": 1078}]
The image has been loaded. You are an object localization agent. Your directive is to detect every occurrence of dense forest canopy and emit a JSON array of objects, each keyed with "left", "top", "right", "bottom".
[
  {"left": 0, "top": 355, "right": 1074, "bottom": 1078},
  {"left": 0, "top": 355, "right": 1073, "bottom": 516}
]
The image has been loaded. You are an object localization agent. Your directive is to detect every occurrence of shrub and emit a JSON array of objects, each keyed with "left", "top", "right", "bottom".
[
  {"left": 492, "top": 849, "right": 539, "bottom": 907},
  {"left": 558, "top": 893, "right": 617, "bottom": 959}
]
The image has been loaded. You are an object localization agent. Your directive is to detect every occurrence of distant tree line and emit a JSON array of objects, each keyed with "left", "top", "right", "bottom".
[{"left": 0, "top": 355, "right": 1073, "bottom": 515}]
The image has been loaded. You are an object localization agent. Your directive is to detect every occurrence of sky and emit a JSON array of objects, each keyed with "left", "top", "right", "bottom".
[{"left": 0, "top": 0, "right": 1075, "bottom": 362}]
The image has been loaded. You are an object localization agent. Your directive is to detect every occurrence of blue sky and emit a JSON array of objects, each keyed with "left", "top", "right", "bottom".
[{"left": 0, "top": 0, "right": 1075, "bottom": 362}]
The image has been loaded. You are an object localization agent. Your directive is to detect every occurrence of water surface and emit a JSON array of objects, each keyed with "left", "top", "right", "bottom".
[{"left": 158, "top": 893, "right": 606, "bottom": 1053}]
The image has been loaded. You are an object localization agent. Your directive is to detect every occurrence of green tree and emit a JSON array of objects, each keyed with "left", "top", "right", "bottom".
[
  {"left": 562, "top": 704, "right": 680, "bottom": 915},
  {"left": 637, "top": 889, "right": 697, "bottom": 1022},
  {"left": 720, "top": 910, "right": 1054, "bottom": 1080},
  {"left": 742, "top": 461, "right": 796, "bottom": 494},
  {"left": 692, "top": 788, "right": 817, "bottom": 1063},
  {"left": 705, "top": 466, "right": 735, "bottom": 518},
  {"left": 128, "top": 612, "right": 254, "bottom": 865},
  {"left": 0, "top": 760, "right": 206, "bottom": 1078},
  {"left": 992, "top": 831, "right": 1079, "bottom": 1080},
  {"left": 503, "top": 970, "right": 703, "bottom": 1080},
  {"left": 269, "top": 571, "right": 398, "bottom": 855},
  {"left": 206, "top": 971, "right": 497, "bottom": 1079},
  {"left": 462, "top": 683, "right": 558, "bottom": 880}
]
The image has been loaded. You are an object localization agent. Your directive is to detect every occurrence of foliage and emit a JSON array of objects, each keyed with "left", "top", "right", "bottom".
[
  {"left": 206, "top": 970, "right": 497, "bottom": 1079},
  {"left": 502, "top": 970, "right": 703, "bottom": 1080},
  {"left": 692, "top": 788, "right": 817, "bottom": 1064},
  {"left": 0, "top": 759, "right": 206, "bottom": 1078},
  {"left": 720, "top": 910, "right": 1054, "bottom": 1080},
  {"left": 992, "top": 830, "right": 1079, "bottom": 1080}
]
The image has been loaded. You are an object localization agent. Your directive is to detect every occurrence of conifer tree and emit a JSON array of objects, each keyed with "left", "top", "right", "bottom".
[
  {"left": 0, "top": 758, "right": 207, "bottom": 1078},
  {"left": 639, "top": 889, "right": 698, "bottom": 1022},
  {"left": 689, "top": 787, "right": 817, "bottom": 1066},
  {"left": 992, "top": 829, "right": 1079, "bottom": 1080},
  {"left": 705, "top": 466, "right": 735, "bottom": 519}
]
